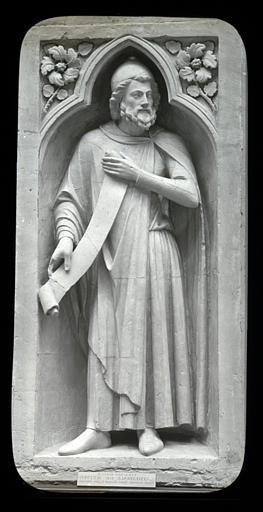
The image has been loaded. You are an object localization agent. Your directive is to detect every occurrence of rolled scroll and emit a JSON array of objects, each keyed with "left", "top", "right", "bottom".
[{"left": 39, "top": 175, "right": 128, "bottom": 315}]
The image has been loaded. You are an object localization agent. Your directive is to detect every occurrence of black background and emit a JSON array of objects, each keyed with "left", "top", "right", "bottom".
[{"left": 5, "top": 3, "right": 259, "bottom": 506}]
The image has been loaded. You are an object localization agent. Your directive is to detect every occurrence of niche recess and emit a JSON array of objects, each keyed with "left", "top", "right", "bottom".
[{"left": 36, "top": 34, "right": 218, "bottom": 455}]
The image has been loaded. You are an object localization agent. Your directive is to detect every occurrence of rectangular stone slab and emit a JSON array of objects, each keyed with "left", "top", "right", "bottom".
[{"left": 13, "top": 16, "right": 247, "bottom": 493}]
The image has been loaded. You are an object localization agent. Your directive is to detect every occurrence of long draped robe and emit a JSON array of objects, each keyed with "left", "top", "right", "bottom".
[{"left": 54, "top": 121, "right": 208, "bottom": 432}]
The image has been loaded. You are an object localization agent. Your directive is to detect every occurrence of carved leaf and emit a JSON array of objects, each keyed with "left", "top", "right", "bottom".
[
  {"left": 65, "top": 48, "right": 81, "bottom": 68},
  {"left": 40, "top": 56, "right": 55, "bottom": 76},
  {"left": 204, "top": 40, "right": 215, "bottom": 52},
  {"left": 203, "top": 81, "right": 217, "bottom": 97},
  {"left": 66, "top": 48, "right": 78, "bottom": 61},
  {"left": 42, "top": 84, "right": 55, "bottom": 98},
  {"left": 165, "top": 40, "right": 181, "bottom": 55},
  {"left": 195, "top": 67, "right": 212, "bottom": 83},
  {"left": 203, "top": 50, "right": 218, "bottom": 69},
  {"left": 175, "top": 50, "right": 191, "bottom": 69},
  {"left": 63, "top": 67, "right": 80, "bottom": 84},
  {"left": 48, "top": 71, "right": 65, "bottom": 87},
  {"left": 48, "top": 45, "right": 68, "bottom": 62},
  {"left": 178, "top": 66, "right": 195, "bottom": 83},
  {"left": 186, "top": 85, "right": 201, "bottom": 98},
  {"left": 78, "top": 42, "right": 94, "bottom": 56},
  {"left": 57, "top": 88, "right": 69, "bottom": 101},
  {"left": 186, "top": 43, "right": 206, "bottom": 59}
]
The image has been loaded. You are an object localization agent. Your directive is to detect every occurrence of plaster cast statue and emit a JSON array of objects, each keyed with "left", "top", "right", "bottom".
[{"left": 46, "top": 58, "right": 207, "bottom": 457}]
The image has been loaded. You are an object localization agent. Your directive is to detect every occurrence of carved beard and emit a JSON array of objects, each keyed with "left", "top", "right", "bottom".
[{"left": 119, "top": 103, "right": 157, "bottom": 130}]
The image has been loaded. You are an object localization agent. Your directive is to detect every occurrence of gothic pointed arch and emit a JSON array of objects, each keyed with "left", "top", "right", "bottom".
[{"left": 40, "top": 34, "right": 216, "bottom": 147}]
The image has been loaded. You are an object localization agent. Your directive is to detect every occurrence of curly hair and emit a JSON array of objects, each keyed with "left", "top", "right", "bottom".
[{"left": 109, "top": 74, "right": 160, "bottom": 121}]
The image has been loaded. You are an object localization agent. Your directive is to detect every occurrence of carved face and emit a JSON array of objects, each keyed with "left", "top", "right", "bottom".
[
  {"left": 122, "top": 79, "right": 154, "bottom": 110},
  {"left": 120, "top": 79, "right": 157, "bottom": 129}
]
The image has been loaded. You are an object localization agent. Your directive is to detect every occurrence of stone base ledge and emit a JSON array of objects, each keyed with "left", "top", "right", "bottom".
[{"left": 14, "top": 440, "right": 242, "bottom": 492}]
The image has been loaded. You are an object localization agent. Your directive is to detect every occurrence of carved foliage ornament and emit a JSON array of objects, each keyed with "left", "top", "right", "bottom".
[
  {"left": 40, "top": 39, "right": 218, "bottom": 114},
  {"left": 40, "top": 43, "right": 93, "bottom": 112},
  {"left": 165, "top": 40, "right": 218, "bottom": 112}
]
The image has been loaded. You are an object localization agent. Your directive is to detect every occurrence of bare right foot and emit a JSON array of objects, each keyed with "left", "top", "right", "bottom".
[{"left": 58, "top": 428, "right": 111, "bottom": 456}]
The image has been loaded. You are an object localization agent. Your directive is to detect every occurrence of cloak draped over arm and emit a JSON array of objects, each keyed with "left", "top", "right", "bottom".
[
  {"left": 52, "top": 137, "right": 98, "bottom": 356},
  {"left": 54, "top": 138, "right": 94, "bottom": 246}
]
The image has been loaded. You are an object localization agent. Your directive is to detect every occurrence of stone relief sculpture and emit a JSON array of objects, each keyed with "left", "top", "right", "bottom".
[
  {"left": 14, "top": 18, "right": 247, "bottom": 492},
  {"left": 39, "top": 55, "right": 208, "bottom": 457}
]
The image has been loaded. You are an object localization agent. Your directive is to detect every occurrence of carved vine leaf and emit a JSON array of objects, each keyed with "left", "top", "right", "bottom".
[
  {"left": 203, "top": 81, "right": 217, "bottom": 97},
  {"left": 40, "top": 56, "right": 55, "bottom": 75},
  {"left": 165, "top": 40, "right": 181, "bottom": 55},
  {"left": 48, "top": 45, "right": 68, "bottom": 62},
  {"left": 65, "top": 48, "right": 81, "bottom": 68},
  {"left": 186, "top": 43, "right": 206, "bottom": 59},
  {"left": 204, "top": 40, "right": 215, "bottom": 52},
  {"left": 179, "top": 66, "right": 195, "bottom": 83},
  {"left": 63, "top": 67, "right": 80, "bottom": 84},
  {"left": 166, "top": 39, "right": 218, "bottom": 113},
  {"left": 48, "top": 71, "right": 65, "bottom": 87},
  {"left": 175, "top": 50, "right": 191, "bottom": 69},
  {"left": 57, "top": 88, "right": 69, "bottom": 100},
  {"left": 40, "top": 42, "right": 93, "bottom": 113},
  {"left": 78, "top": 42, "right": 94, "bottom": 57},
  {"left": 186, "top": 85, "right": 201, "bottom": 98},
  {"left": 42, "top": 84, "right": 55, "bottom": 98},
  {"left": 202, "top": 50, "right": 217, "bottom": 69},
  {"left": 195, "top": 67, "right": 212, "bottom": 83}
]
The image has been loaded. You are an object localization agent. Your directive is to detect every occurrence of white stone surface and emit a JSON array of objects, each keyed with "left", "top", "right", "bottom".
[{"left": 13, "top": 16, "right": 247, "bottom": 493}]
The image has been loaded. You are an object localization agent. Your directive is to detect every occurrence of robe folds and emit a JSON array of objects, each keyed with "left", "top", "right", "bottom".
[{"left": 54, "top": 121, "right": 208, "bottom": 432}]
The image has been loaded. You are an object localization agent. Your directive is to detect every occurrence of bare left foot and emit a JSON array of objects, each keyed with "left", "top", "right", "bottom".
[{"left": 137, "top": 427, "right": 164, "bottom": 456}]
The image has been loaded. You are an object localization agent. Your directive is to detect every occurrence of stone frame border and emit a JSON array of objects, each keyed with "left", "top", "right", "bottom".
[{"left": 13, "top": 16, "right": 247, "bottom": 492}]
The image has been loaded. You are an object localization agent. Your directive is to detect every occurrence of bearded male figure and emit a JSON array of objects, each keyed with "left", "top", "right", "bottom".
[{"left": 48, "top": 59, "right": 207, "bottom": 456}]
